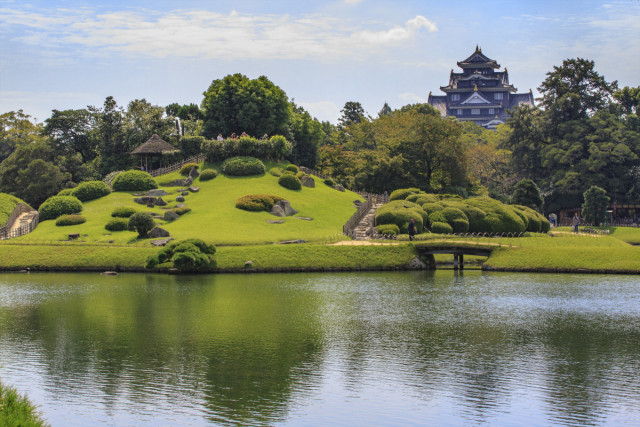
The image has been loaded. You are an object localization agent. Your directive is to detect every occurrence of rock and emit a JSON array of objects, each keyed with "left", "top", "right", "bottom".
[
  {"left": 154, "top": 197, "right": 167, "bottom": 206},
  {"left": 176, "top": 196, "right": 185, "bottom": 202},
  {"left": 270, "top": 204, "right": 286, "bottom": 217},
  {"left": 109, "top": 240, "right": 114, "bottom": 243},
  {"left": 134, "top": 196, "right": 157, "bottom": 205},
  {"left": 188, "top": 186, "right": 199, "bottom": 193},
  {"left": 68, "top": 233, "right": 79, "bottom": 240},
  {"left": 244, "top": 260, "right": 254, "bottom": 268},
  {"left": 101, "top": 271, "right": 118, "bottom": 276},
  {"left": 176, "top": 203, "right": 186, "bottom": 208},
  {"left": 146, "top": 189, "right": 169, "bottom": 197},
  {"left": 408, "top": 257, "right": 427, "bottom": 270},
  {"left": 295, "top": 217, "right": 313, "bottom": 221},
  {"left": 275, "top": 200, "right": 298, "bottom": 216},
  {"left": 189, "top": 167, "right": 200, "bottom": 179},
  {"left": 181, "top": 191, "right": 189, "bottom": 196},
  {"left": 300, "top": 175, "right": 315, "bottom": 188},
  {"left": 151, "top": 238, "right": 173, "bottom": 246},
  {"left": 267, "top": 220, "right": 284, "bottom": 224},
  {"left": 147, "top": 203, "right": 156, "bottom": 208},
  {"left": 168, "top": 179, "right": 189, "bottom": 187},
  {"left": 333, "top": 184, "right": 345, "bottom": 192},
  {"left": 353, "top": 199, "right": 363, "bottom": 207},
  {"left": 164, "top": 210, "right": 179, "bottom": 222},
  {"left": 185, "top": 176, "right": 193, "bottom": 186},
  {"left": 299, "top": 166, "right": 311, "bottom": 174},
  {"left": 150, "top": 213, "right": 164, "bottom": 219},
  {"left": 278, "top": 239, "right": 306, "bottom": 244},
  {"left": 148, "top": 227, "right": 170, "bottom": 238},
  {"left": 178, "top": 188, "right": 188, "bottom": 192}
]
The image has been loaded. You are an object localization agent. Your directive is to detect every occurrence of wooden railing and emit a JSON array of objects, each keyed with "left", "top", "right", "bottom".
[
  {"left": 0, "top": 203, "right": 39, "bottom": 240},
  {"left": 149, "top": 154, "right": 206, "bottom": 177}
]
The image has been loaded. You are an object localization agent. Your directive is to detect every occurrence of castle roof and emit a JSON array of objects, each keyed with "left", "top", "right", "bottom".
[{"left": 457, "top": 45, "right": 500, "bottom": 69}]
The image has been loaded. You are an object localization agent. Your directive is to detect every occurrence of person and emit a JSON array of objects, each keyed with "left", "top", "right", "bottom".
[
  {"left": 408, "top": 218, "right": 416, "bottom": 241},
  {"left": 217, "top": 133, "right": 224, "bottom": 141},
  {"left": 240, "top": 131, "right": 249, "bottom": 138},
  {"left": 573, "top": 212, "right": 580, "bottom": 233}
]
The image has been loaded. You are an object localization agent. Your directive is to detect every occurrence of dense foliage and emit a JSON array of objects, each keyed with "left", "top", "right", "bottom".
[
  {"left": 221, "top": 156, "right": 266, "bottom": 176},
  {"left": 146, "top": 238, "right": 216, "bottom": 272},
  {"left": 71, "top": 180, "right": 111, "bottom": 202},
  {"left": 55, "top": 214, "right": 86, "bottom": 226},
  {"left": 179, "top": 163, "right": 199, "bottom": 176},
  {"left": 127, "top": 212, "right": 156, "bottom": 237},
  {"left": 201, "top": 135, "right": 292, "bottom": 162},
  {"left": 111, "top": 170, "right": 158, "bottom": 191},
  {"left": 198, "top": 169, "right": 218, "bottom": 181},
  {"left": 235, "top": 194, "right": 285, "bottom": 212},
  {"left": 582, "top": 186, "right": 609, "bottom": 225},
  {"left": 39, "top": 195, "right": 82, "bottom": 221},
  {"left": 105, "top": 218, "right": 129, "bottom": 231},
  {"left": 278, "top": 174, "right": 302, "bottom": 190},
  {"left": 510, "top": 179, "right": 543, "bottom": 211},
  {"left": 111, "top": 206, "right": 137, "bottom": 218},
  {"left": 0, "top": 193, "right": 27, "bottom": 225}
]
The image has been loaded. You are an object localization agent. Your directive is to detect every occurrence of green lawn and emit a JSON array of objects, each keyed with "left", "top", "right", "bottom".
[{"left": 16, "top": 161, "right": 363, "bottom": 245}]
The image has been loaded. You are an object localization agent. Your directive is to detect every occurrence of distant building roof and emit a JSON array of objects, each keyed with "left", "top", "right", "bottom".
[{"left": 131, "top": 134, "right": 177, "bottom": 155}]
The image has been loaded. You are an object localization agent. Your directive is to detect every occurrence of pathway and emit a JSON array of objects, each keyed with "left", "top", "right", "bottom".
[
  {"left": 351, "top": 201, "right": 384, "bottom": 240},
  {"left": 9, "top": 211, "right": 38, "bottom": 236}
]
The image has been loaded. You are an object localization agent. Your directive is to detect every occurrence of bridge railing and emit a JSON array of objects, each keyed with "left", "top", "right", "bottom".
[{"left": 148, "top": 154, "right": 206, "bottom": 177}]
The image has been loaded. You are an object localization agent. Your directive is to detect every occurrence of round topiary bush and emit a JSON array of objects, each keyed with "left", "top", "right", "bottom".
[
  {"left": 72, "top": 180, "right": 111, "bottom": 202},
  {"left": 105, "top": 218, "right": 129, "bottom": 231},
  {"left": 278, "top": 174, "right": 302, "bottom": 190},
  {"left": 324, "top": 178, "right": 335, "bottom": 187},
  {"left": 235, "top": 194, "right": 285, "bottom": 212},
  {"left": 152, "top": 238, "right": 216, "bottom": 272},
  {"left": 112, "top": 170, "right": 158, "bottom": 192},
  {"left": 376, "top": 223, "right": 400, "bottom": 235},
  {"left": 431, "top": 221, "right": 453, "bottom": 234},
  {"left": 57, "top": 188, "right": 75, "bottom": 196},
  {"left": 179, "top": 163, "right": 199, "bottom": 176},
  {"left": 169, "top": 207, "right": 192, "bottom": 216},
  {"left": 406, "top": 193, "right": 439, "bottom": 205},
  {"left": 269, "top": 167, "right": 283, "bottom": 177},
  {"left": 465, "top": 198, "right": 525, "bottom": 233},
  {"left": 429, "top": 210, "right": 447, "bottom": 225},
  {"left": 450, "top": 218, "right": 470, "bottom": 233},
  {"left": 221, "top": 156, "right": 265, "bottom": 176},
  {"left": 55, "top": 214, "right": 86, "bottom": 226},
  {"left": 39, "top": 195, "right": 83, "bottom": 221},
  {"left": 199, "top": 169, "right": 218, "bottom": 181},
  {"left": 389, "top": 188, "right": 422, "bottom": 201},
  {"left": 127, "top": 212, "right": 156, "bottom": 237},
  {"left": 375, "top": 200, "right": 426, "bottom": 234},
  {"left": 442, "top": 207, "right": 468, "bottom": 223},
  {"left": 111, "top": 206, "right": 137, "bottom": 218},
  {"left": 422, "top": 202, "right": 444, "bottom": 214},
  {"left": 286, "top": 164, "right": 299, "bottom": 174}
]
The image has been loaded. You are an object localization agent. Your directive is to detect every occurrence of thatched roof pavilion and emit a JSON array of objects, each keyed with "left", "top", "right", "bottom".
[{"left": 131, "top": 134, "right": 177, "bottom": 171}]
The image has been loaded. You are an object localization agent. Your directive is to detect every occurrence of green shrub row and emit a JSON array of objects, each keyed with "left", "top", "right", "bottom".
[
  {"left": 111, "top": 206, "right": 137, "bottom": 218},
  {"left": 55, "top": 214, "right": 86, "bottom": 226},
  {"left": 235, "top": 194, "right": 285, "bottom": 212},
  {"left": 221, "top": 156, "right": 265, "bottom": 176},
  {"left": 112, "top": 170, "right": 158, "bottom": 192},
  {"left": 201, "top": 135, "right": 292, "bottom": 162},
  {"left": 105, "top": 218, "right": 129, "bottom": 231},
  {"left": 39, "top": 195, "right": 82, "bottom": 221}
]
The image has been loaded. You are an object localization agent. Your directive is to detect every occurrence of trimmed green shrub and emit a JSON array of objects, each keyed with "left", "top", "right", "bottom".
[
  {"left": 429, "top": 211, "right": 447, "bottom": 224},
  {"left": 127, "top": 212, "right": 156, "bottom": 237},
  {"left": 296, "top": 171, "right": 305, "bottom": 179},
  {"left": 105, "top": 218, "right": 129, "bottom": 231},
  {"left": 199, "top": 169, "right": 218, "bottom": 181},
  {"left": 513, "top": 205, "right": 549, "bottom": 233},
  {"left": 0, "top": 193, "right": 28, "bottom": 225},
  {"left": 39, "top": 195, "right": 83, "bottom": 221},
  {"left": 431, "top": 221, "right": 453, "bottom": 234},
  {"left": 103, "top": 170, "right": 123, "bottom": 188},
  {"left": 111, "top": 206, "right": 137, "bottom": 218},
  {"left": 376, "top": 223, "right": 400, "bottom": 235},
  {"left": 55, "top": 214, "right": 86, "bottom": 226},
  {"left": 465, "top": 197, "right": 526, "bottom": 233},
  {"left": 235, "top": 194, "right": 285, "bottom": 212},
  {"left": 179, "top": 162, "right": 199, "bottom": 176},
  {"left": 421, "top": 202, "right": 444, "bottom": 214},
  {"left": 221, "top": 156, "right": 265, "bottom": 176},
  {"left": 406, "top": 193, "right": 439, "bottom": 205},
  {"left": 389, "top": 188, "right": 422, "bottom": 201},
  {"left": 72, "top": 180, "right": 111, "bottom": 202},
  {"left": 150, "top": 238, "right": 216, "bottom": 272},
  {"left": 278, "top": 174, "right": 302, "bottom": 190},
  {"left": 438, "top": 193, "right": 464, "bottom": 200},
  {"left": 286, "top": 164, "right": 299, "bottom": 174},
  {"left": 269, "top": 167, "right": 283, "bottom": 177},
  {"left": 324, "top": 178, "right": 335, "bottom": 187},
  {"left": 450, "top": 218, "right": 470, "bottom": 233},
  {"left": 57, "top": 188, "right": 75, "bottom": 196},
  {"left": 112, "top": 170, "right": 158, "bottom": 192},
  {"left": 375, "top": 200, "right": 426, "bottom": 233},
  {"left": 169, "top": 207, "right": 192, "bottom": 216},
  {"left": 173, "top": 251, "right": 211, "bottom": 271},
  {"left": 442, "top": 207, "right": 468, "bottom": 223}
]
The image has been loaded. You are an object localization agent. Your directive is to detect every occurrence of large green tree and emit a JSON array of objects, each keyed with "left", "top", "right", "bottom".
[
  {"left": 0, "top": 110, "right": 45, "bottom": 162},
  {"left": 201, "top": 74, "right": 291, "bottom": 139},
  {"left": 288, "top": 103, "right": 324, "bottom": 168},
  {"left": 582, "top": 186, "right": 609, "bottom": 225}
]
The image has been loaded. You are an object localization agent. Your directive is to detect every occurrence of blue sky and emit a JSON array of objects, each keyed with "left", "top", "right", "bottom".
[{"left": 1, "top": 0, "right": 639, "bottom": 124}]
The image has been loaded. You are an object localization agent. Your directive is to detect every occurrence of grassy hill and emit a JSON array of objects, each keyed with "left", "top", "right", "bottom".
[
  {"left": 0, "top": 193, "right": 28, "bottom": 225},
  {"left": 17, "top": 161, "right": 363, "bottom": 246}
]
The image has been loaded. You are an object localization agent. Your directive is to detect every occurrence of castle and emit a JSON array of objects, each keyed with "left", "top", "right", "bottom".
[{"left": 427, "top": 46, "right": 534, "bottom": 129}]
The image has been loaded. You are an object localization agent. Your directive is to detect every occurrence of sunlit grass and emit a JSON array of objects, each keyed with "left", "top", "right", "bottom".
[{"left": 0, "top": 380, "right": 49, "bottom": 426}]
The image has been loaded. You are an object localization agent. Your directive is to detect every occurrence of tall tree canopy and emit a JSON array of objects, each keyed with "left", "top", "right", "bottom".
[
  {"left": 0, "top": 110, "right": 45, "bottom": 163},
  {"left": 201, "top": 74, "right": 291, "bottom": 139},
  {"left": 288, "top": 103, "right": 324, "bottom": 168}
]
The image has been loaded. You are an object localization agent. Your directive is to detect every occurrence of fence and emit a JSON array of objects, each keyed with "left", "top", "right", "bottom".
[
  {"left": 149, "top": 154, "right": 206, "bottom": 177},
  {"left": 0, "top": 203, "right": 39, "bottom": 240},
  {"left": 342, "top": 192, "right": 389, "bottom": 239}
]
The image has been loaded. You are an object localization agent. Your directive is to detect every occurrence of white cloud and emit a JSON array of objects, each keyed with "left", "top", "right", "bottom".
[
  {"left": 298, "top": 100, "right": 341, "bottom": 123},
  {"left": 0, "top": 8, "right": 437, "bottom": 61},
  {"left": 398, "top": 92, "right": 426, "bottom": 104}
]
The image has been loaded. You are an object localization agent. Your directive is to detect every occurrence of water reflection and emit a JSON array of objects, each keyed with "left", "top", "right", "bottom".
[{"left": 1, "top": 271, "right": 640, "bottom": 426}]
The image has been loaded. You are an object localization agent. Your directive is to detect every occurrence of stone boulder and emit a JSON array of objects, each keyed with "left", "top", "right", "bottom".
[
  {"left": 175, "top": 203, "right": 186, "bottom": 208},
  {"left": 333, "top": 184, "right": 345, "bottom": 192},
  {"left": 408, "top": 257, "right": 427, "bottom": 270},
  {"left": 181, "top": 191, "right": 189, "bottom": 196},
  {"left": 176, "top": 196, "right": 185, "bottom": 203},
  {"left": 154, "top": 197, "right": 168, "bottom": 206},
  {"left": 185, "top": 176, "right": 193, "bottom": 186},
  {"left": 148, "top": 227, "right": 170, "bottom": 238},
  {"left": 146, "top": 189, "right": 169, "bottom": 197},
  {"left": 189, "top": 167, "right": 200, "bottom": 179},
  {"left": 164, "top": 210, "right": 179, "bottom": 222},
  {"left": 188, "top": 186, "right": 199, "bottom": 193},
  {"left": 275, "top": 200, "right": 297, "bottom": 216},
  {"left": 134, "top": 196, "right": 157, "bottom": 205},
  {"left": 270, "top": 204, "right": 286, "bottom": 217},
  {"left": 168, "top": 179, "right": 189, "bottom": 187},
  {"left": 299, "top": 166, "right": 311, "bottom": 174},
  {"left": 300, "top": 175, "right": 315, "bottom": 188},
  {"left": 151, "top": 238, "right": 173, "bottom": 246}
]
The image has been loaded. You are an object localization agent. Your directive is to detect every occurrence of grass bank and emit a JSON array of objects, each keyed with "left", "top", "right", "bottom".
[{"left": 0, "top": 380, "right": 48, "bottom": 426}]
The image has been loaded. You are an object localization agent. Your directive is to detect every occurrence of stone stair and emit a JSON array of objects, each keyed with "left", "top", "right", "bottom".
[
  {"left": 352, "top": 202, "right": 384, "bottom": 240},
  {"left": 9, "top": 211, "right": 38, "bottom": 235}
]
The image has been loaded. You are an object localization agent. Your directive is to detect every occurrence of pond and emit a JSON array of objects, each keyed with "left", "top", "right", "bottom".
[{"left": 1, "top": 270, "right": 640, "bottom": 426}]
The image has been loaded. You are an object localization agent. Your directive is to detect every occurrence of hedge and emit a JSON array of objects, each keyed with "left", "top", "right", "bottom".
[
  {"left": 72, "top": 180, "right": 111, "bottom": 202},
  {"left": 199, "top": 169, "right": 218, "bottom": 181},
  {"left": 236, "top": 194, "right": 285, "bottom": 212},
  {"left": 221, "top": 156, "right": 265, "bottom": 176},
  {"left": 39, "top": 196, "right": 82, "bottom": 221},
  {"left": 201, "top": 135, "right": 292, "bottom": 162},
  {"left": 406, "top": 193, "right": 439, "bottom": 205},
  {"left": 179, "top": 163, "right": 199, "bottom": 176},
  {"left": 55, "top": 214, "right": 86, "bottom": 226},
  {"left": 105, "top": 218, "right": 128, "bottom": 231},
  {"left": 111, "top": 206, "right": 137, "bottom": 218},
  {"left": 112, "top": 170, "right": 158, "bottom": 192},
  {"left": 278, "top": 174, "right": 302, "bottom": 190},
  {"left": 431, "top": 221, "right": 453, "bottom": 234},
  {"left": 389, "top": 188, "right": 422, "bottom": 201},
  {"left": 127, "top": 212, "right": 156, "bottom": 237},
  {"left": 376, "top": 223, "right": 400, "bottom": 235},
  {"left": 375, "top": 200, "right": 426, "bottom": 234}
]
